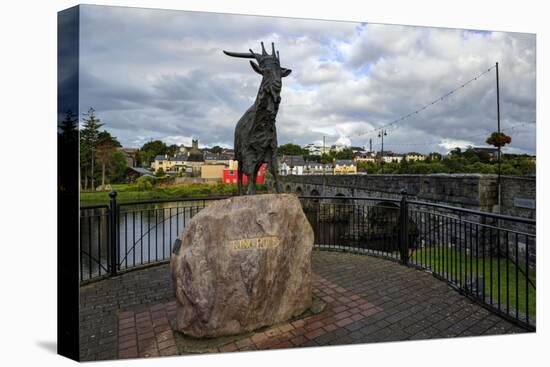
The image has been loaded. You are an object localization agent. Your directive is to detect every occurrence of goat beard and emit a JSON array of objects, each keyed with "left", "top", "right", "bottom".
[
  {"left": 258, "top": 84, "right": 281, "bottom": 115},
  {"left": 266, "top": 94, "right": 281, "bottom": 115}
]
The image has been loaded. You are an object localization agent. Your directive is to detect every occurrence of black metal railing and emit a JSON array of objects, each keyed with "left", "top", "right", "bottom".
[
  {"left": 298, "top": 194, "right": 536, "bottom": 330},
  {"left": 79, "top": 191, "right": 535, "bottom": 329},
  {"left": 80, "top": 204, "right": 110, "bottom": 281},
  {"left": 79, "top": 192, "right": 229, "bottom": 282}
]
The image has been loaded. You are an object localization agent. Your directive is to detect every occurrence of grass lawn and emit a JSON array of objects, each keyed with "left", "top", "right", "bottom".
[
  {"left": 410, "top": 247, "right": 536, "bottom": 321},
  {"left": 80, "top": 183, "right": 267, "bottom": 206}
]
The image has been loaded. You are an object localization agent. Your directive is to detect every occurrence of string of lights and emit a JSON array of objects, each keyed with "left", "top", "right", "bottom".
[
  {"left": 348, "top": 64, "right": 498, "bottom": 138},
  {"left": 379, "top": 121, "right": 535, "bottom": 148},
  {"left": 282, "top": 61, "right": 534, "bottom": 152}
]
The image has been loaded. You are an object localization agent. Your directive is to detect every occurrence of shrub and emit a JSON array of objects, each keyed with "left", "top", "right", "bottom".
[{"left": 135, "top": 175, "right": 153, "bottom": 191}]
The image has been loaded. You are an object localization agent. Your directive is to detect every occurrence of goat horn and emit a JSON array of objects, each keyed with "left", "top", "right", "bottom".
[
  {"left": 261, "top": 42, "right": 267, "bottom": 55},
  {"left": 223, "top": 50, "right": 257, "bottom": 59}
]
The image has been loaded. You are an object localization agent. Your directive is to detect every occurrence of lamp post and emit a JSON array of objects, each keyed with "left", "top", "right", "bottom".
[
  {"left": 378, "top": 129, "right": 387, "bottom": 163},
  {"left": 496, "top": 62, "right": 501, "bottom": 214},
  {"left": 322, "top": 135, "right": 326, "bottom": 196}
]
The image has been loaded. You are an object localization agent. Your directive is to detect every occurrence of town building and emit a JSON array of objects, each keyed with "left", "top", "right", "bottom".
[
  {"left": 304, "top": 161, "right": 333, "bottom": 174},
  {"left": 124, "top": 167, "right": 152, "bottom": 183},
  {"left": 223, "top": 164, "right": 266, "bottom": 185},
  {"left": 354, "top": 151, "right": 377, "bottom": 163},
  {"left": 333, "top": 160, "right": 357, "bottom": 174},
  {"left": 152, "top": 154, "right": 188, "bottom": 173},
  {"left": 203, "top": 152, "right": 233, "bottom": 165},
  {"left": 471, "top": 146, "right": 499, "bottom": 160},
  {"left": 278, "top": 155, "right": 305, "bottom": 175},
  {"left": 380, "top": 152, "right": 404, "bottom": 163},
  {"left": 404, "top": 152, "right": 426, "bottom": 162},
  {"left": 119, "top": 147, "right": 139, "bottom": 167},
  {"left": 181, "top": 139, "right": 204, "bottom": 176},
  {"left": 330, "top": 143, "right": 348, "bottom": 153},
  {"left": 200, "top": 164, "right": 225, "bottom": 182},
  {"left": 303, "top": 143, "right": 330, "bottom": 156}
]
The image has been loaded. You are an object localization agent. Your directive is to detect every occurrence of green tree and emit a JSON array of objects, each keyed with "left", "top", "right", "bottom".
[
  {"left": 515, "top": 158, "right": 536, "bottom": 175},
  {"left": 398, "top": 158, "right": 411, "bottom": 173},
  {"left": 428, "top": 162, "right": 449, "bottom": 173},
  {"left": 426, "top": 152, "right": 442, "bottom": 162},
  {"left": 307, "top": 154, "right": 321, "bottom": 162},
  {"left": 136, "top": 175, "right": 154, "bottom": 191},
  {"left": 334, "top": 148, "right": 354, "bottom": 160},
  {"left": 166, "top": 144, "right": 179, "bottom": 157},
  {"left": 80, "top": 107, "right": 104, "bottom": 191},
  {"left": 320, "top": 153, "right": 333, "bottom": 164},
  {"left": 210, "top": 145, "right": 223, "bottom": 154},
  {"left": 109, "top": 151, "right": 128, "bottom": 183},
  {"left": 96, "top": 131, "right": 122, "bottom": 187},
  {"left": 448, "top": 147, "right": 463, "bottom": 159},
  {"left": 409, "top": 162, "right": 434, "bottom": 174},
  {"left": 140, "top": 140, "right": 168, "bottom": 168},
  {"left": 477, "top": 150, "right": 492, "bottom": 163},
  {"left": 465, "top": 162, "right": 496, "bottom": 174},
  {"left": 277, "top": 143, "right": 305, "bottom": 156},
  {"left": 463, "top": 148, "right": 481, "bottom": 164},
  {"left": 443, "top": 158, "right": 465, "bottom": 173},
  {"left": 155, "top": 167, "right": 165, "bottom": 177}
]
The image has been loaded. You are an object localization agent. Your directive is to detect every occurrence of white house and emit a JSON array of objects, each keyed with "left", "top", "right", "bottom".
[{"left": 278, "top": 155, "right": 305, "bottom": 175}]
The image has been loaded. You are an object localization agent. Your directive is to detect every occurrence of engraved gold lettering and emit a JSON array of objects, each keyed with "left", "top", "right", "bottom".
[
  {"left": 229, "top": 236, "right": 280, "bottom": 251},
  {"left": 239, "top": 239, "right": 252, "bottom": 249}
]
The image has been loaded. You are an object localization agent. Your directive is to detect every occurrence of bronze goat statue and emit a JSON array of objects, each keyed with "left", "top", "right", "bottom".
[{"left": 223, "top": 42, "right": 292, "bottom": 195}]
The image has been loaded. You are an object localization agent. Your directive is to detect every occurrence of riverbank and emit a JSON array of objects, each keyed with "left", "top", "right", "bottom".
[{"left": 80, "top": 183, "right": 267, "bottom": 206}]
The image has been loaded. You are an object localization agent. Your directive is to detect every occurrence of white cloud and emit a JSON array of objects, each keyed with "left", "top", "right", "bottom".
[
  {"left": 79, "top": 5, "right": 536, "bottom": 154},
  {"left": 439, "top": 139, "right": 475, "bottom": 150}
]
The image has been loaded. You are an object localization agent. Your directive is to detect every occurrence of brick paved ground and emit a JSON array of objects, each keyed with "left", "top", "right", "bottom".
[{"left": 79, "top": 251, "right": 529, "bottom": 361}]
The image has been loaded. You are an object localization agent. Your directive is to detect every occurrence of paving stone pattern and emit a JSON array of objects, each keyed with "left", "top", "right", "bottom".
[{"left": 79, "top": 251, "right": 529, "bottom": 361}]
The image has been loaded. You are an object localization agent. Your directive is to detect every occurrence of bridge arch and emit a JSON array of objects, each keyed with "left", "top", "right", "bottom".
[
  {"left": 295, "top": 186, "right": 303, "bottom": 196},
  {"left": 285, "top": 184, "right": 292, "bottom": 193},
  {"left": 330, "top": 192, "right": 349, "bottom": 204}
]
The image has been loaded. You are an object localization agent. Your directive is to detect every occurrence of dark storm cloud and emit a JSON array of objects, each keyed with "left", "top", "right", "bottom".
[{"left": 78, "top": 5, "right": 536, "bottom": 154}]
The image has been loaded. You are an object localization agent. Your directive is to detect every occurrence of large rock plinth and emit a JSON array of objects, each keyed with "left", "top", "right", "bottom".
[{"left": 170, "top": 194, "right": 314, "bottom": 338}]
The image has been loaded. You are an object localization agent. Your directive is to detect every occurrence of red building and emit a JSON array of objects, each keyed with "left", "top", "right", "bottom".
[{"left": 223, "top": 164, "right": 266, "bottom": 185}]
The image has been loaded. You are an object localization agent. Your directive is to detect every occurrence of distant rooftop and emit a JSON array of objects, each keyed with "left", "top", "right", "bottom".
[
  {"left": 278, "top": 155, "right": 305, "bottom": 167},
  {"left": 335, "top": 159, "right": 356, "bottom": 165}
]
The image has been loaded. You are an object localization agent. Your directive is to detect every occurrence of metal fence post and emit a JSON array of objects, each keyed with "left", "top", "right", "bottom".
[
  {"left": 399, "top": 190, "right": 409, "bottom": 265},
  {"left": 109, "top": 190, "right": 118, "bottom": 276}
]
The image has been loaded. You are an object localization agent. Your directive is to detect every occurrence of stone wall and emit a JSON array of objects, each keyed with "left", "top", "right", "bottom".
[
  {"left": 279, "top": 174, "right": 498, "bottom": 211},
  {"left": 498, "top": 175, "right": 536, "bottom": 266},
  {"left": 500, "top": 175, "right": 536, "bottom": 220}
]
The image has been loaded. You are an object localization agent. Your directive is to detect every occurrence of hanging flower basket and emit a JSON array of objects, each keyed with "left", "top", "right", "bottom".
[{"left": 486, "top": 131, "right": 512, "bottom": 147}]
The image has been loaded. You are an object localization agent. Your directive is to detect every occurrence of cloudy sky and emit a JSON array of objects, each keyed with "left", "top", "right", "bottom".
[{"left": 79, "top": 5, "right": 536, "bottom": 154}]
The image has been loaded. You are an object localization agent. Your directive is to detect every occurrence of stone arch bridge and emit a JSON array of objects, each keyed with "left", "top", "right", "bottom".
[{"left": 276, "top": 174, "right": 535, "bottom": 216}]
